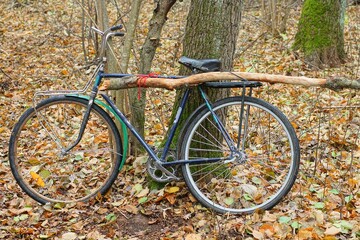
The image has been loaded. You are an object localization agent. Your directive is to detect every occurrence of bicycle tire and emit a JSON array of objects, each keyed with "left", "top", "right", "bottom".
[
  {"left": 9, "top": 95, "right": 123, "bottom": 204},
  {"left": 179, "top": 96, "right": 300, "bottom": 214}
]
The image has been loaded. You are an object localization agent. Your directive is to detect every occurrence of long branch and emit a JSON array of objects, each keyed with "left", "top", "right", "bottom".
[{"left": 100, "top": 71, "right": 360, "bottom": 91}]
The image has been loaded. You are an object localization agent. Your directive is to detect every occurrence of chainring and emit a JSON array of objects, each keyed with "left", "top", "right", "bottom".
[{"left": 146, "top": 149, "right": 180, "bottom": 183}]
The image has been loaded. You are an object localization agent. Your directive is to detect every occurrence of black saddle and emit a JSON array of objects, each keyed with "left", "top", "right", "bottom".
[{"left": 179, "top": 56, "right": 221, "bottom": 72}]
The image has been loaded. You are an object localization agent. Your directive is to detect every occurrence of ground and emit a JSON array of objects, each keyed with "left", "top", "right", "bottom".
[{"left": 0, "top": 1, "right": 359, "bottom": 239}]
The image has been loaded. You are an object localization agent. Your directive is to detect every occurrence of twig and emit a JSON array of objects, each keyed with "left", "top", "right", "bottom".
[{"left": 0, "top": 67, "right": 13, "bottom": 81}]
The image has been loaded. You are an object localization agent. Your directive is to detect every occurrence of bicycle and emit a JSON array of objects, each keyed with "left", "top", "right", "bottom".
[{"left": 9, "top": 25, "right": 300, "bottom": 214}]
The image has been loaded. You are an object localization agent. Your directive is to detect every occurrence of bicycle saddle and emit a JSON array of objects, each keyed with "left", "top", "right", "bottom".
[{"left": 179, "top": 56, "right": 221, "bottom": 72}]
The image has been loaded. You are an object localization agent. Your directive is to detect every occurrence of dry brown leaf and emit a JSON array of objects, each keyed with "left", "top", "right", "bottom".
[
  {"left": 185, "top": 233, "right": 202, "bottom": 240},
  {"left": 324, "top": 226, "right": 341, "bottom": 236},
  {"left": 124, "top": 205, "right": 139, "bottom": 214}
]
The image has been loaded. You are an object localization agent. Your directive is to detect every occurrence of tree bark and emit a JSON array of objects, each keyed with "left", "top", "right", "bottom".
[
  {"left": 165, "top": 0, "right": 242, "bottom": 147},
  {"left": 293, "top": 0, "right": 346, "bottom": 68},
  {"left": 119, "top": 0, "right": 143, "bottom": 155},
  {"left": 100, "top": 72, "right": 360, "bottom": 91},
  {"left": 120, "top": 0, "right": 142, "bottom": 73},
  {"left": 128, "top": 0, "right": 177, "bottom": 155}
]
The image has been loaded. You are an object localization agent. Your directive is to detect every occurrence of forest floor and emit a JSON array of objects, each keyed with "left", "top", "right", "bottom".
[{"left": 0, "top": 1, "right": 359, "bottom": 239}]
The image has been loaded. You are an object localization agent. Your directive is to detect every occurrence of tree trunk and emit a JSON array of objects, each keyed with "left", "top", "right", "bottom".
[
  {"left": 128, "top": 0, "right": 177, "bottom": 155},
  {"left": 261, "top": 0, "right": 290, "bottom": 36},
  {"left": 167, "top": 0, "right": 242, "bottom": 146},
  {"left": 293, "top": 0, "right": 346, "bottom": 68},
  {"left": 118, "top": 0, "right": 143, "bottom": 156}
]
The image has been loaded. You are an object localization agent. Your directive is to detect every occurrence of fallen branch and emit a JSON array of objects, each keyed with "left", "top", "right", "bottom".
[{"left": 100, "top": 72, "right": 360, "bottom": 91}]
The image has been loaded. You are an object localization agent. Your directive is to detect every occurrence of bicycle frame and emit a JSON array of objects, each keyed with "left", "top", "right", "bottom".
[{"left": 65, "top": 66, "right": 239, "bottom": 175}]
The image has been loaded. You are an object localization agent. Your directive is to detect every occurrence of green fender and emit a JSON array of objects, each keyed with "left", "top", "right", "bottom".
[{"left": 66, "top": 95, "right": 128, "bottom": 170}]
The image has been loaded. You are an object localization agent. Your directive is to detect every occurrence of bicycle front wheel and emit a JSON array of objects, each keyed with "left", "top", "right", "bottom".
[
  {"left": 9, "top": 96, "right": 123, "bottom": 204},
  {"left": 179, "top": 96, "right": 300, "bottom": 214}
]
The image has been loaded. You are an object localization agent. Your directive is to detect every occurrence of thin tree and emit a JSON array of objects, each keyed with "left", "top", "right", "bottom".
[
  {"left": 128, "top": 0, "right": 177, "bottom": 155},
  {"left": 116, "top": 0, "right": 143, "bottom": 155}
]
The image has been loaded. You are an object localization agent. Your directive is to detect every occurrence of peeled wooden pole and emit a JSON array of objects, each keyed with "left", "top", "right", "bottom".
[{"left": 100, "top": 72, "right": 360, "bottom": 91}]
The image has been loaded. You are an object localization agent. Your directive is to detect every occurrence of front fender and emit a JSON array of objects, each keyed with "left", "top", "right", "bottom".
[{"left": 66, "top": 94, "right": 128, "bottom": 170}]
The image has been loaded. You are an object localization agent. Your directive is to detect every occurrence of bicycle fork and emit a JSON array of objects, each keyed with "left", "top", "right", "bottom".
[{"left": 61, "top": 76, "right": 101, "bottom": 155}]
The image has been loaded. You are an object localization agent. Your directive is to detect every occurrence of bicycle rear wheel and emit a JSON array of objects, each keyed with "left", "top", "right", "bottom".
[
  {"left": 9, "top": 96, "right": 122, "bottom": 204},
  {"left": 179, "top": 96, "right": 299, "bottom": 214}
]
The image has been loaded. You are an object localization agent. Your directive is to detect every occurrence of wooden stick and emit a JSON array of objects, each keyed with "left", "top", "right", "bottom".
[{"left": 99, "top": 72, "right": 360, "bottom": 91}]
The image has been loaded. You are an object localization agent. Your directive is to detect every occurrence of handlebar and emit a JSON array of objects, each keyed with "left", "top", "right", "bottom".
[
  {"left": 91, "top": 24, "right": 125, "bottom": 60},
  {"left": 110, "top": 24, "right": 123, "bottom": 31}
]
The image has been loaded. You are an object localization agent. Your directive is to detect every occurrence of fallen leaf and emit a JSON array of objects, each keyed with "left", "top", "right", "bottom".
[
  {"left": 324, "top": 226, "right": 341, "bottom": 236},
  {"left": 136, "top": 188, "right": 149, "bottom": 198},
  {"left": 185, "top": 233, "right": 201, "bottom": 240},
  {"left": 252, "top": 230, "right": 264, "bottom": 240},
  {"left": 165, "top": 194, "right": 176, "bottom": 204},
  {"left": 124, "top": 205, "right": 138, "bottom": 214},
  {"left": 259, "top": 223, "right": 275, "bottom": 235},
  {"left": 30, "top": 171, "right": 45, "bottom": 187},
  {"left": 61, "top": 232, "right": 77, "bottom": 240},
  {"left": 165, "top": 186, "right": 180, "bottom": 193}
]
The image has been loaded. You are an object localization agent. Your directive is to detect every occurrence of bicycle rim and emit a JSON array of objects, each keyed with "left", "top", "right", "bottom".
[
  {"left": 180, "top": 96, "right": 299, "bottom": 214},
  {"left": 9, "top": 96, "right": 122, "bottom": 204}
]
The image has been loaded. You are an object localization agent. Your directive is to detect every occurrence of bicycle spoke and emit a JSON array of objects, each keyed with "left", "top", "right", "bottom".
[
  {"left": 181, "top": 96, "right": 299, "bottom": 214},
  {"left": 9, "top": 96, "right": 122, "bottom": 204}
]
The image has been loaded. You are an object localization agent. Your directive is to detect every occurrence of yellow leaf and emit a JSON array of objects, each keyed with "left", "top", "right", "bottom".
[
  {"left": 154, "top": 123, "right": 162, "bottom": 130},
  {"left": 165, "top": 186, "right": 180, "bottom": 193},
  {"left": 60, "top": 69, "right": 69, "bottom": 75},
  {"left": 28, "top": 157, "right": 41, "bottom": 165},
  {"left": 30, "top": 171, "right": 45, "bottom": 187},
  {"left": 154, "top": 99, "right": 162, "bottom": 105}
]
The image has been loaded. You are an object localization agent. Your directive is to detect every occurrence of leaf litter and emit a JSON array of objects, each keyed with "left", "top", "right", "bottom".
[{"left": 0, "top": 0, "right": 359, "bottom": 239}]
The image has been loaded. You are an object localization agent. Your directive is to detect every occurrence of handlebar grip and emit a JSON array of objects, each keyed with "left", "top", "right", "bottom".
[
  {"left": 110, "top": 25, "right": 123, "bottom": 31},
  {"left": 114, "top": 32, "right": 125, "bottom": 37}
]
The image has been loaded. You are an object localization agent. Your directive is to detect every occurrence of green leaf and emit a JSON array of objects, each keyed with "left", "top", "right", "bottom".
[
  {"left": 251, "top": 177, "right": 261, "bottom": 185},
  {"left": 39, "top": 170, "right": 51, "bottom": 179},
  {"left": 278, "top": 216, "right": 291, "bottom": 224},
  {"left": 53, "top": 202, "right": 65, "bottom": 209},
  {"left": 75, "top": 154, "right": 83, "bottom": 161},
  {"left": 329, "top": 189, "right": 339, "bottom": 194},
  {"left": 331, "top": 151, "right": 338, "bottom": 158},
  {"left": 280, "top": 33, "right": 288, "bottom": 41},
  {"left": 345, "top": 195, "right": 353, "bottom": 203},
  {"left": 291, "top": 221, "right": 301, "bottom": 229},
  {"left": 105, "top": 213, "right": 116, "bottom": 222},
  {"left": 138, "top": 197, "right": 148, "bottom": 204},
  {"left": 224, "top": 197, "right": 234, "bottom": 205},
  {"left": 335, "top": 220, "right": 353, "bottom": 230},
  {"left": 14, "top": 214, "right": 28, "bottom": 222},
  {"left": 243, "top": 194, "right": 252, "bottom": 201},
  {"left": 313, "top": 202, "right": 325, "bottom": 209},
  {"left": 133, "top": 183, "right": 143, "bottom": 193}
]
